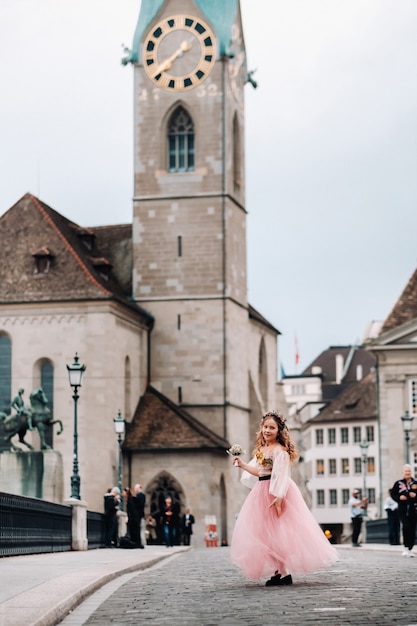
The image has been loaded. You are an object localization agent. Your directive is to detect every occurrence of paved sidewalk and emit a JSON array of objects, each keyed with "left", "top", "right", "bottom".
[{"left": 0, "top": 545, "right": 189, "bottom": 626}]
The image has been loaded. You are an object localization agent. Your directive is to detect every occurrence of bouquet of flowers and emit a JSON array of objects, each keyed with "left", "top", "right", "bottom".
[{"left": 226, "top": 443, "right": 245, "bottom": 457}]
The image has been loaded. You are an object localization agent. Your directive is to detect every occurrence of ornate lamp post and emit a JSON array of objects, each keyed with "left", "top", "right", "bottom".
[
  {"left": 66, "top": 353, "right": 86, "bottom": 500},
  {"left": 113, "top": 410, "right": 125, "bottom": 511},
  {"left": 401, "top": 410, "right": 414, "bottom": 464},
  {"left": 359, "top": 440, "right": 369, "bottom": 516}
]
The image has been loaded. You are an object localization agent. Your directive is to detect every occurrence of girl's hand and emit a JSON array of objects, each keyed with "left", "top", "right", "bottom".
[
  {"left": 233, "top": 456, "right": 241, "bottom": 467},
  {"left": 269, "top": 497, "right": 283, "bottom": 515}
]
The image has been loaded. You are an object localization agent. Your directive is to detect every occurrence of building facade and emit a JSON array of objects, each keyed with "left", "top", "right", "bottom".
[{"left": 0, "top": 0, "right": 286, "bottom": 546}]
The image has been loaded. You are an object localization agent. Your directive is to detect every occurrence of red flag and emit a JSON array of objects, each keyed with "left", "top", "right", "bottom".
[{"left": 295, "top": 334, "right": 299, "bottom": 366}]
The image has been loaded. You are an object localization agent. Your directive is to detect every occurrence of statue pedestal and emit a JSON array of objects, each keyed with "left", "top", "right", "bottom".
[{"left": 0, "top": 450, "right": 64, "bottom": 503}]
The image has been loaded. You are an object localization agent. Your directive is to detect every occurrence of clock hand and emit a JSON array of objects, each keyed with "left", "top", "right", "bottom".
[{"left": 153, "top": 40, "right": 192, "bottom": 77}]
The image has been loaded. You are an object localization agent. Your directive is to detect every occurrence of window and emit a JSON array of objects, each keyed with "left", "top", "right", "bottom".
[
  {"left": 354, "top": 458, "right": 362, "bottom": 474},
  {"left": 328, "top": 428, "right": 336, "bottom": 444},
  {"left": 367, "top": 488, "right": 376, "bottom": 504},
  {"left": 341, "top": 427, "right": 349, "bottom": 444},
  {"left": 329, "top": 459, "right": 337, "bottom": 475},
  {"left": 353, "top": 427, "right": 361, "bottom": 443},
  {"left": 316, "top": 459, "right": 325, "bottom": 476},
  {"left": 410, "top": 380, "right": 417, "bottom": 416},
  {"left": 233, "top": 113, "right": 242, "bottom": 189},
  {"left": 342, "top": 489, "right": 350, "bottom": 505},
  {"left": 341, "top": 458, "right": 349, "bottom": 474},
  {"left": 367, "top": 457, "right": 375, "bottom": 474},
  {"left": 32, "top": 246, "right": 54, "bottom": 274},
  {"left": 168, "top": 106, "right": 194, "bottom": 172},
  {"left": 316, "top": 429, "right": 323, "bottom": 445},
  {"left": 291, "top": 384, "right": 305, "bottom": 394},
  {"left": 329, "top": 489, "right": 337, "bottom": 505},
  {"left": 41, "top": 361, "right": 54, "bottom": 449},
  {"left": 366, "top": 425, "right": 374, "bottom": 442},
  {"left": 177, "top": 236, "right": 182, "bottom": 257},
  {"left": 0, "top": 334, "right": 12, "bottom": 416},
  {"left": 317, "top": 490, "right": 325, "bottom": 506}
]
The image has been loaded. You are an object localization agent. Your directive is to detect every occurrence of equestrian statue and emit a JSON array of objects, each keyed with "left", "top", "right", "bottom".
[{"left": 0, "top": 387, "right": 63, "bottom": 452}]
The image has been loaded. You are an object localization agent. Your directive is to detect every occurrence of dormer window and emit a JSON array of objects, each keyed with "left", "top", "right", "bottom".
[
  {"left": 75, "top": 227, "right": 96, "bottom": 251},
  {"left": 32, "top": 246, "right": 54, "bottom": 275},
  {"left": 90, "top": 257, "right": 112, "bottom": 281}
]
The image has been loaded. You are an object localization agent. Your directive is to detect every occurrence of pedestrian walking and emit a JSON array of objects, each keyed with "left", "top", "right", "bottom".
[
  {"left": 391, "top": 464, "right": 417, "bottom": 557},
  {"left": 230, "top": 410, "right": 338, "bottom": 586},
  {"left": 349, "top": 488, "right": 368, "bottom": 547}
]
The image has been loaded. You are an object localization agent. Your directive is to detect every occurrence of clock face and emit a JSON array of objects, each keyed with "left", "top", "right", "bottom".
[{"left": 142, "top": 15, "right": 216, "bottom": 92}]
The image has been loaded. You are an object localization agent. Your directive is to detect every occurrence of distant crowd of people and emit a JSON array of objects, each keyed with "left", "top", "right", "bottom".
[{"left": 104, "top": 486, "right": 194, "bottom": 549}]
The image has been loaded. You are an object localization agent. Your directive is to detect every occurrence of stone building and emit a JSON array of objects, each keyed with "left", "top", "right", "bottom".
[
  {"left": 0, "top": 0, "right": 286, "bottom": 545},
  {"left": 366, "top": 266, "right": 417, "bottom": 497}
]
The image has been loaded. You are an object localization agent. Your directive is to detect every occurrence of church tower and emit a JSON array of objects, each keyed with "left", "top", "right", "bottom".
[{"left": 124, "top": 0, "right": 251, "bottom": 441}]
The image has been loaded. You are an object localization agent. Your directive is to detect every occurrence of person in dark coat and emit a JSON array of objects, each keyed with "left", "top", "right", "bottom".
[
  {"left": 181, "top": 507, "right": 195, "bottom": 545},
  {"left": 391, "top": 464, "right": 417, "bottom": 557},
  {"left": 123, "top": 487, "right": 141, "bottom": 546},
  {"left": 134, "top": 483, "right": 146, "bottom": 548},
  {"left": 104, "top": 486, "right": 120, "bottom": 547}
]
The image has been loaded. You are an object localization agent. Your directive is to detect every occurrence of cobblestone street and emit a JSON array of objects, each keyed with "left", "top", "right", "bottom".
[{"left": 61, "top": 547, "right": 417, "bottom": 625}]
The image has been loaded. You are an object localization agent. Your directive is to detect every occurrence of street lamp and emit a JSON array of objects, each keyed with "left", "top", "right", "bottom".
[
  {"left": 66, "top": 353, "right": 86, "bottom": 500},
  {"left": 401, "top": 410, "right": 414, "bottom": 464},
  {"left": 359, "top": 440, "right": 369, "bottom": 515},
  {"left": 113, "top": 410, "right": 125, "bottom": 511}
]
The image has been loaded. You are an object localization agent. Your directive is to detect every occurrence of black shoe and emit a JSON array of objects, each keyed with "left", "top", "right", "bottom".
[
  {"left": 276, "top": 575, "right": 293, "bottom": 586},
  {"left": 265, "top": 573, "right": 281, "bottom": 586}
]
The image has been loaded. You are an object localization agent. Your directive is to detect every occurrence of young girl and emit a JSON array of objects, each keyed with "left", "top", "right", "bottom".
[{"left": 231, "top": 410, "right": 338, "bottom": 586}]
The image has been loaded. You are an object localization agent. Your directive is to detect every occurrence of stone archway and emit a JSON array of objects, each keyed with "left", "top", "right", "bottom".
[{"left": 145, "top": 470, "right": 184, "bottom": 545}]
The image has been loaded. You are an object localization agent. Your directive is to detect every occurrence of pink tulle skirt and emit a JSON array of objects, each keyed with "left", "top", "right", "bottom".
[{"left": 231, "top": 478, "right": 338, "bottom": 581}]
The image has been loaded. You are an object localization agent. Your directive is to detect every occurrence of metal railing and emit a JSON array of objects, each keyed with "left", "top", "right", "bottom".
[
  {"left": 0, "top": 492, "right": 105, "bottom": 557},
  {"left": 87, "top": 510, "right": 105, "bottom": 549},
  {"left": 0, "top": 492, "right": 72, "bottom": 556}
]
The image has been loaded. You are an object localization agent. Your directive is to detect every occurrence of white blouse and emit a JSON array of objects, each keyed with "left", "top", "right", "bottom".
[{"left": 240, "top": 447, "right": 291, "bottom": 498}]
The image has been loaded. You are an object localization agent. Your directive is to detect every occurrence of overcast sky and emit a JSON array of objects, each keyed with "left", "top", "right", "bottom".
[{"left": 1, "top": 1, "right": 416, "bottom": 375}]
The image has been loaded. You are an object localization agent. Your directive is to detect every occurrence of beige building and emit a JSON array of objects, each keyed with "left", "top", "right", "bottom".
[
  {"left": 366, "top": 267, "right": 417, "bottom": 495},
  {"left": 0, "top": 0, "right": 286, "bottom": 546}
]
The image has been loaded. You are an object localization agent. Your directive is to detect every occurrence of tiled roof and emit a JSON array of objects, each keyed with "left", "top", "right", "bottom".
[
  {"left": 303, "top": 346, "right": 375, "bottom": 386},
  {"left": 308, "top": 371, "right": 376, "bottom": 424},
  {"left": 380, "top": 268, "right": 417, "bottom": 334},
  {"left": 124, "top": 386, "right": 230, "bottom": 451},
  {"left": 0, "top": 194, "right": 146, "bottom": 318}
]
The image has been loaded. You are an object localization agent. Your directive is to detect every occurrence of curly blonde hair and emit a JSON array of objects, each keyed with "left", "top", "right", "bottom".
[{"left": 253, "top": 410, "right": 299, "bottom": 462}]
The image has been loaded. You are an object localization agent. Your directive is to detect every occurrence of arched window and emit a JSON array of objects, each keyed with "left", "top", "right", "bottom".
[
  {"left": 233, "top": 113, "right": 241, "bottom": 190},
  {"left": 124, "top": 356, "right": 131, "bottom": 420},
  {"left": 41, "top": 360, "right": 54, "bottom": 449},
  {"left": 258, "top": 337, "right": 268, "bottom": 406},
  {"left": 168, "top": 106, "right": 194, "bottom": 172},
  {"left": 0, "top": 334, "right": 12, "bottom": 415}
]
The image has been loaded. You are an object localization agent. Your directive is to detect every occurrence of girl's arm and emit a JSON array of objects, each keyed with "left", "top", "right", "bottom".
[{"left": 233, "top": 456, "right": 259, "bottom": 476}]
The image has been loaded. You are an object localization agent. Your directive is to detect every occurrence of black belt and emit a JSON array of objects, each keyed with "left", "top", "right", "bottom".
[{"left": 259, "top": 475, "right": 271, "bottom": 481}]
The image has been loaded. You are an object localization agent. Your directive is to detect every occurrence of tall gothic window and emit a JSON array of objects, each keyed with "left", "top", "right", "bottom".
[
  {"left": 0, "top": 334, "right": 12, "bottom": 415},
  {"left": 168, "top": 106, "right": 194, "bottom": 172},
  {"left": 41, "top": 360, "right": 54, "bottom": 449},
  {"left": 233, "top": 113, "right": 241, "bottom": 190}
]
